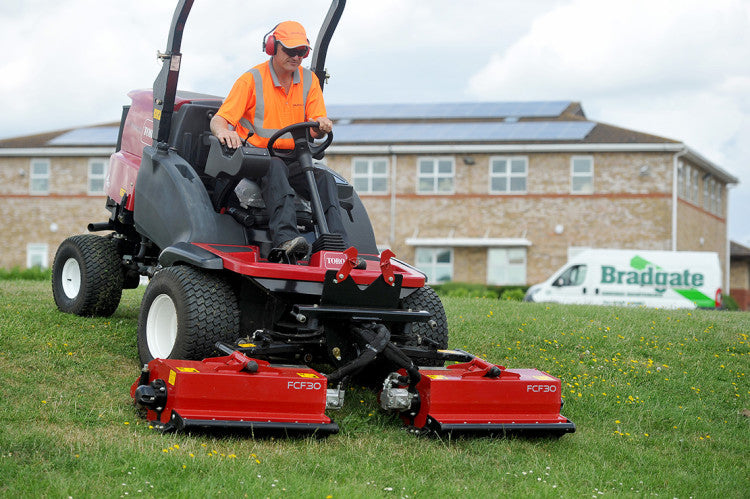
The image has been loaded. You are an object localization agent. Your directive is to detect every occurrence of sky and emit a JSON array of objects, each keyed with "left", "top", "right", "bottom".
[{"left": 1, "top": 0, "right": 749, "bottom": 245}]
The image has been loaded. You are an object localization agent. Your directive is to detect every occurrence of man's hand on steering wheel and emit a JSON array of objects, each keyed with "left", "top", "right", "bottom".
[
  {"left": 266, "top": 121, "right": 334, "bottom": 161},
  {"left": 309, "top": 117, "right": 333, "bottom": 139}
]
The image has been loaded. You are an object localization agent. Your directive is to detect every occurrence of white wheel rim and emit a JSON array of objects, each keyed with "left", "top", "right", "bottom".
[
  {"left": 146, "top": 294, "right": 178, "bottom": 359},
  {"left": 61, "top": 258, "right": 82, "bottom": 299}
]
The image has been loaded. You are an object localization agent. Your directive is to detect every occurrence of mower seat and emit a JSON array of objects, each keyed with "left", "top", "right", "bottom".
[{"left": 168, "top": 101, "right": 224, "bottom": 174}]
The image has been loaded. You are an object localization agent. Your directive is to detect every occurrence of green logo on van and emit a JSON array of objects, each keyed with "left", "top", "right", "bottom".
[
  {"left": 600, "top": 255, "right": 713, "bottom": 307},
  {"left": 601, "top": 258, "right": 704, "bottom": 288}
]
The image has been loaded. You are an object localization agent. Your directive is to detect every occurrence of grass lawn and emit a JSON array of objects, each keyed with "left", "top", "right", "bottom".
[{"left": 0, "top": 279, "right": 747, "bottom": 497}]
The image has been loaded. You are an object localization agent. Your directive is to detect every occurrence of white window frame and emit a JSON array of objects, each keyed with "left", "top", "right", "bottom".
[
  {"left": 677, "top": 162, "right": 686, "bottom": 199},
  {"left": 486, "top": 247, "right": 527, "bottom": 286},
  {"left": 691, "top": 168, "right": 700, "bottom": 203},
  {"left": 414, "top": 247, "right": 453, "bottom": 284},
  {"left": 570, "top": 156, "right": 594, "bottom": 194},
  {"left": 489, "top": 156, "right": 527, "bottom": 194},
  {"left": 30, "top": 158, "right": 50, "bottom": 195},
  {"left": 88, "top": 158, "right": 108, "bottom": 196},
  {"left": 26, "top": 243, "right": 49, "bottom": 269},
  {"left": 417, "top": 157, "right": 455, "bottom": 195},
  {"left": 714, "top": 182, "right": 722, "bottom": 215},
  {"left": 351, "top": 157, "right": 389, "bottom": 194}
]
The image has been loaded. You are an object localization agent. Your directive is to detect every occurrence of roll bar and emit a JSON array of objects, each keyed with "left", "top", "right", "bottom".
[
  {"left": 310, "top": 0, "right": 347, "bottom": 92},
  {"left": 151, "top": 0, "right": 345, "bottom": 148}
]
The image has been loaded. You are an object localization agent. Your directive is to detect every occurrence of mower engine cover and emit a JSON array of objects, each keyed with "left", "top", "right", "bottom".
[{"left": 131, "top": 351, "right": 338, "bottom": 434}]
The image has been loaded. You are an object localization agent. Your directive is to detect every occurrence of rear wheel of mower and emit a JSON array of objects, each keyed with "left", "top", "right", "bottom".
[
  {"left": 51, "top": 234, "right": 124, "bottom": 317},
  {"left": 137, "top": 266, "right": 239, "bottom": 365},
  {"left": 401, "top": 285, "right": 449, "bottom": 366}
]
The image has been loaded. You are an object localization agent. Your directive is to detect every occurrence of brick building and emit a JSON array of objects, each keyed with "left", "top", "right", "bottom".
[
  {"left": 0, "top": 100, "right": 740, "bottom": 296},
  {"left": 730, "top": 241, "right": 750, "bottom": 310}
]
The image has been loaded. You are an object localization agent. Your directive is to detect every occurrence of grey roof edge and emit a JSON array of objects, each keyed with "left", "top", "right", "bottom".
[{"left": 683, "top": 146, "right": 739, "bottom": 185}]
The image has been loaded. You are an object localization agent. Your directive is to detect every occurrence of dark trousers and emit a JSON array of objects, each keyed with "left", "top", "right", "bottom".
[{"left": 260, "top": 157, "right": 349, "bottom": 247}]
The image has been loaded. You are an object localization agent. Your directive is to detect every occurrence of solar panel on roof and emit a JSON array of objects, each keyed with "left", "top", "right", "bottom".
[
  {"left": 47, "top": 127, "right": 119, "bottom": 146},
  {"left": 331, "top": 121, "right": 595, "bottom": 143},
  {"left": 327, "top": 101, "right": 572, "bottom": 120}
]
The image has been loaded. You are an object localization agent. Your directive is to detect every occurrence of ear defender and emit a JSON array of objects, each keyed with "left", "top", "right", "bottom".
[{"left": 263, "top": 24, "right": 280, "bottom": 55}]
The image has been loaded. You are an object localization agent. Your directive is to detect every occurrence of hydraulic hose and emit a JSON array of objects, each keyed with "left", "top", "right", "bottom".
[
  {"left": 326, "top": 324, "right": 390, "bottom": 386},
  {"left": 353, "top": 324, "right": 422, "bottom": 389}
]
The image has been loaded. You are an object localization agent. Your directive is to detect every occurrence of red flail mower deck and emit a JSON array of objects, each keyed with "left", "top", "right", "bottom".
[
  {"left": 132, "top": 346, "right": 574, "bottom": 436},
  {"left": 131, "top": 351, "right": 339, "bottom": 434},
  {"left": 398, "top": 358, "right": 574, "bottom": 433}
]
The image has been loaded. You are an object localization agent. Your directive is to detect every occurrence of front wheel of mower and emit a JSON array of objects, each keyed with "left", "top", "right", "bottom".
[
  {"left": 137, "top": 266, "right": 239, "bottom": 365},
  {"left": 401, "top": 285, "right": 449, "bottom": 366},
  {"left": 52, "top": 234, "right": 124, "bottom": 317}
]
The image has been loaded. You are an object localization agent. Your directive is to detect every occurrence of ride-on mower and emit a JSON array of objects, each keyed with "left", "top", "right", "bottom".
[{"left": 52, "top": 0, "right": 574, "bottom": 436}]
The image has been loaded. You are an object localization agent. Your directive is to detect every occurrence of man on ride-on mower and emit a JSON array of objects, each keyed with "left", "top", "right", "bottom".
[{"left": 210, "top": 21, "right": 351, "bottom": 261}]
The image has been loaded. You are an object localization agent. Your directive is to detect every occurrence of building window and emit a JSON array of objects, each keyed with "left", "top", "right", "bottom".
[
  {"left": 88, "top": 158, "right": 108, "bottom": 195},
  {"left": 677, "top": 163, "right": 686, "bottom": 198},
  {"left": 490, "top": 156, "right": 527, "bottom": 194},
  {"left": 683, "top": 164, "right": 691, "bottom": 201},
  {"left": 414, "top": 247, "right": 453, "bottom": 284},
  {"left": 570, "top": 156, "right": 593, "bottom": 194},
  {"left": 352, "top": 157, "right": 388, "bottom": 194},
  {"left": 30, "top": 159, "right": 50, "bottom": 195},
  {"left": 27, "top": 243, "right": 48, "bottom": 269},
  {"left": 487, "top": 247, "right": 527, "bottom": 285},
  {"left": 714, "top": 182, "right": 723, "bottom": 215},
  {"left": 691, "top": 168, "right": 700, "bottom": 203},
  {"left": 417, "top": 157, "right": 454, "bottom": 194}
]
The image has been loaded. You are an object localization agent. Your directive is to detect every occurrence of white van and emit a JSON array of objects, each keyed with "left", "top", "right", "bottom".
[{"left": 524, "top": 249, "right": 722, "bottom": 309}]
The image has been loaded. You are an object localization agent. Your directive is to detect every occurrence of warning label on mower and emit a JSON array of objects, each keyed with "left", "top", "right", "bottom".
[{"left": 296, "top": 373, "right": 320, "bottom": 378}]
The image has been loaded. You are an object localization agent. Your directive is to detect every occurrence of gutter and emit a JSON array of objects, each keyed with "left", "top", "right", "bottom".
[{"left": 329, "top": 142, "right": 739, "bottom": 185}]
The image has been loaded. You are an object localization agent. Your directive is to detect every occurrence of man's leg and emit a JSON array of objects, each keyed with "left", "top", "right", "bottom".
[
  {"left": 287, "top": 166, "right": 350, "bottom": 246},
  {"left": 260, "top": 158, "right": 303, "bottom": 248}
]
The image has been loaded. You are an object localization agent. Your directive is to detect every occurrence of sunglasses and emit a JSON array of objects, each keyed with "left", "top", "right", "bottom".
[{"left": 281, "top": 45, "right": 309, "bottom": 58}]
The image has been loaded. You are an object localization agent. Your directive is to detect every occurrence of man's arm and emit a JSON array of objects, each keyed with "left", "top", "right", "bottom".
[{"left": 210, "top": 115, "right": 243, "bottom": 149}]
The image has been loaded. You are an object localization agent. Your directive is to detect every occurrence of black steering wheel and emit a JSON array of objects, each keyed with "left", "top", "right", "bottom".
[{"left": 266, "top": 121, "right": 333, "bottom": 161}]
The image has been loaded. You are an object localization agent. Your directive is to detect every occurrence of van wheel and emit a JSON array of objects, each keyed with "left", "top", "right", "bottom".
[
  {"left": 51, "top": 234, "right": 123, "bottom": 317},
  {"left": 137, "top": 266, "right": 239, "bottom": 364}
]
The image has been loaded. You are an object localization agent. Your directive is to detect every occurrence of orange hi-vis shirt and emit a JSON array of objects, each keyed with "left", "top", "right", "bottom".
[{"left": 216, "top": 59, "right": 327, "bottom": 150}]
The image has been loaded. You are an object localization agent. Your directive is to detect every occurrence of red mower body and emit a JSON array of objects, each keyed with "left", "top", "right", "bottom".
[
  {"left": 131, "top": 352, "right": 338, "bottom": 434},
  {"left": 406, "top": 359, "right": 574, "bottom": 433}
]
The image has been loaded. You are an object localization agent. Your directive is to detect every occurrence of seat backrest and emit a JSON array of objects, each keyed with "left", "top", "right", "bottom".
[{"left": 168, "top": 101, "right": 223, "bottom": 173}]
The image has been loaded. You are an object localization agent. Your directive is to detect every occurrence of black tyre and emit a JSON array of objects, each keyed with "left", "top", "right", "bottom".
[
  {"left": 401, "top": 285, "right": 449, "bottom": 366},
  {"left": 52, "top": 234, "right": 124, "bottom": 317},
  {"left": 137, "top": 266, "right": 239, "bottom": 365}
]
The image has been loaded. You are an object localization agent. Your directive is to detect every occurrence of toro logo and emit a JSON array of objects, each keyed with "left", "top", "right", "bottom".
[
  {"left": 527, "top": 384, "right": 557, "bottom": 393},
  {"left": 287, "top": 381, "right": 323, "bottom": 390},
  {"left": 141, "top": 119, "right": 154, "bottom": 146},
  {"left": 325, "top": 256, "right": 346, "bottom": 267}
]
